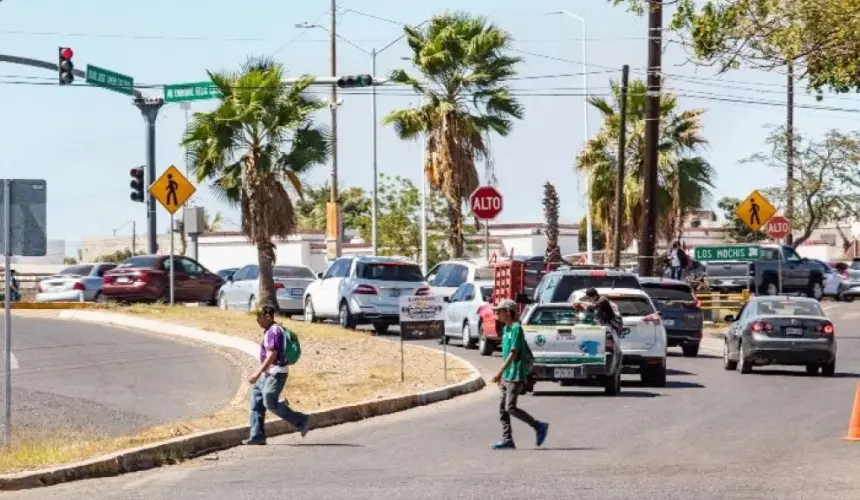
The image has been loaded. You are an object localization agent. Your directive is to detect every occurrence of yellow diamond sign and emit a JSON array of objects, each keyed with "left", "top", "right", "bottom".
[
  {"left": 735, "top": 190, "right": 776, "bottom": 232},
  {"left": 149, "top": 165, "right": 196, "bottom": 214}
]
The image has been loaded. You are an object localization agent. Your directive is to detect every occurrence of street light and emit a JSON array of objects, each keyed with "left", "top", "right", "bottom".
[
  {"left": 545, "top": 10, "right": 593, "bottom": 264},
  {"left": 296, "top": 21, "right": 427, "bottom": 257}
]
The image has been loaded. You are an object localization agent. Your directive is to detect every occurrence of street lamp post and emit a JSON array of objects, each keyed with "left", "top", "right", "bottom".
[{"left": 545, "top": 10, "right": 593, "bottom": 264}]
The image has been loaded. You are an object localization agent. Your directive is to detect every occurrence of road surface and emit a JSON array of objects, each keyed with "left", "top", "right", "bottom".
[
  {"left": 0, "top": 316, "right": 239, "bottom": 440},
  {"left": 5, "top": 303, "right": 860, "bottom": 499}
]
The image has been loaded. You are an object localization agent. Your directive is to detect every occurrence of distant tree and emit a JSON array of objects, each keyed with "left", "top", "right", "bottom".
[
  {"left": 296, "top": 184, "right": 370, "bottom": 232},
  {"left": 93, "top": 248, "right": 146, "bottom": 263},
  {"left": 717, "top": 197, "right": 760, "bottom": 243},
  {"left": 578, "top": 218, "right": 607, "bottom": 253},
  {"left": 542, "top": 182, "right": 561, "bottom": 263},
  {"left": 63, "top": 257, "right": 78, "bottom": 265}
]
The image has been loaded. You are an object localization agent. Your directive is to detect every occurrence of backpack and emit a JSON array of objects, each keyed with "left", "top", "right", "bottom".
[
  {"left": 278, "top": 324, "right": 302, "bottom": 365},
  {"left": 678, "top": 249, "right": 690, "bottom": 268}
]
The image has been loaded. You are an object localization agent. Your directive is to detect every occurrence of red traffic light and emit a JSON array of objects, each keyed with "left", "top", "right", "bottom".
[
  {"left": 130, "top": 168, "right": 143, "bottom": 177},
  {"left": 60, "top": 47, "right": 73, "bottom": 60}
]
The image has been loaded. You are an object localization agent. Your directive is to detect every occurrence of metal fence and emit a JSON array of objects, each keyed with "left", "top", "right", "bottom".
[{"left": 697, "top": 291, "right": 749, "bottom": 322}]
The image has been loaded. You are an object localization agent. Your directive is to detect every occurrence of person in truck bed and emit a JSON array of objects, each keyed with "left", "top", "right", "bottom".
[{"left": 573, "top": 288, "right": 624, "bottom": 336}]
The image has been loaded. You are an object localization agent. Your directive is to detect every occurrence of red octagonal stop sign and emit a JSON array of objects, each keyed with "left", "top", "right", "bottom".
[
  {"left": 765, "top": 215, "right": 791, "bottom": 240},
  {"left": 469, "top": 185, "right": 503, "bottom": 220}
]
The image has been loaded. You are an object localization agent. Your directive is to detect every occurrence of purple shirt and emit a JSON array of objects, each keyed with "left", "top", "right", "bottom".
[{"left": 259, "top": 324, "right": 286, "bottom": 366}]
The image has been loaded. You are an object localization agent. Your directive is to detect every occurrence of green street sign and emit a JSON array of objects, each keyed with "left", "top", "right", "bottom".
[
  {"left": 163, "top": 82, "right": 221, "bottom": 103},
  {"left": 85, "top": 64, "right": 134, "bottom": 95},
  {"left": 693, "top": 245, "right": 761, "bottom": 262}
]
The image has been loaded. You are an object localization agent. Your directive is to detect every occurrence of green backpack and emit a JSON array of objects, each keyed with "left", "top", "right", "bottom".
[{"left": 279, "top": 325, "right": 302, "bottom": 365}]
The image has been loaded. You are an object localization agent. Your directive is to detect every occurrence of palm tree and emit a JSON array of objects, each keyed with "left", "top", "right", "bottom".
[
  {"left": 383, "top": 12, "right": 524, "bottom": 257},
  {"left": 577, "top": 79, "right": 713, "bottom": 250},
  {"left": 182, "top": 56, "right": 330, "bottom": 309}
]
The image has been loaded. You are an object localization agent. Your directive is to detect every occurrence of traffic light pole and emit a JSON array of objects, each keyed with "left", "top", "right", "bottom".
[{"left": 134, "top": 97, "right": 164, "bottom": 255}]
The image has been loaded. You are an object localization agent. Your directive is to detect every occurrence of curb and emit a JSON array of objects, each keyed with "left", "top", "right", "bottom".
[
  {"left": 0, "top": 311, "right": 485, "bottom": 491},
  {"left": 9, "top": 302, "right": 96, "bottom": 310}
]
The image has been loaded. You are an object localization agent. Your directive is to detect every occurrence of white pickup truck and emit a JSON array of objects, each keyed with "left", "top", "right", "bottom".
[{"left": 520, "top": 303, "right": 622, "bottom": 396}]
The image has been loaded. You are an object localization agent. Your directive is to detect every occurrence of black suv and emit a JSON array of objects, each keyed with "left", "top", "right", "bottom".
[
  {"left": 638, "top": 277, "right": 704, "bottom": 357},
  {"left": 528, "top": 269, "right": 642, "bottom": 305}
]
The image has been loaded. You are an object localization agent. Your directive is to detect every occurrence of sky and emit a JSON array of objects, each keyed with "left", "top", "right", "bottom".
[{"left": 1, "top": 0, "right": 857, "bottom": 260}]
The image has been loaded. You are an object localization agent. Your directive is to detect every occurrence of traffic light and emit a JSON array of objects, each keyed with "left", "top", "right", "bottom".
[
  {"left": 336, "top": 75, "right": 373, "bottom": 88},
  {"left": 58, "top": 47, "right": 74, "bottom": 85},
  {"left": 130, "top": 167, "right": 145, "bottom": 203}
]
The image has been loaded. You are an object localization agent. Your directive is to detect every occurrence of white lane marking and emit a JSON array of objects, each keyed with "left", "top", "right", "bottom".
[{"left": 9, "top": 352, "right": 17, "bottom": 370}]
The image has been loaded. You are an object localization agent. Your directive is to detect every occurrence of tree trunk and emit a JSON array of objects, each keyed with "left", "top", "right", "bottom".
[
  {"left": 835, "top": 223, "right": 854, "bottom": 253},
  {"left": 256, "top": 239, "right": 278, "bottom": 311},
  {"left": 446, "top": 200, "right": 465, "bottom": 258}
]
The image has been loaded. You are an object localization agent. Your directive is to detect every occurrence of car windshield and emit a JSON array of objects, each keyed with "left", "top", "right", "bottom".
[
  {"left": 357, "top": 262, "right": 424, "bottom": 282},
  {"left": 58, "top": 265, "right": 93, "bottom": 276},
  {"left": 475, "top": 266, "right": 495, "bottom": 280},
  {"left": 641, "top": 283, "right": 695, "bottom": 304},
  {"left": 116, "top": 256, "right": 158, "bottom": 268},
  {"left": 479, "top": 286, "right": 494, "bottom": 301},
  {"left": 756, "top": 299, "right": 824, "bottom": 317},
  {"left": 526, "top": 307, "right": 582, "bottom": 326},
  {"left": 556, "top": 274, "right": 641, "bottom": 302},
  {"left": 852, "top": 260, "right": 860, "bottom": 271},
  {"left": 273, "top": 266, "right": 315, "bottom": 279},
  {"left": 603, "top": 296, "right": 656, "bottom": 317}
]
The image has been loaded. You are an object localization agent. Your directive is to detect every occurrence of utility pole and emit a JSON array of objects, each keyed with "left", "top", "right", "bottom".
[
  {"left": 612, "top": 65, "right": 630, "bottom": 269},
  {"left": 371, "top": 48, "right": 379, "bottom": 256},
  {"left": 133, "top": 96, "right": 164, "bottom": 255},
  {"left": 638, "top": 0, "right": 663, "bottom": 277},
  {"left": 785, "top": 60, "right": 795, "bottom": 246},
  {"left": 326, "top": 0, "right": 342, "bottom": 260},
  {"left": 132, "top": 221, "right": 137, "bottom": 255}
]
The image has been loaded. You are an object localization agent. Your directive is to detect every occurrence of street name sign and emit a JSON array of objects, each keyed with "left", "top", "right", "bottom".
[
  {"left": 735, "top": 190, "right": 776, "bottom": 232},
  {"left": 694, "top": 245, "right": 761, "bottom": 262},
  {"left": 163, "top": 81, "right": 221, "bottom": 103},
  {"left": 85, "top": 64, "right": 134, "bottom": 96},
  {"left": 149, "top": 165, "right": 196, "bottom": 215}
]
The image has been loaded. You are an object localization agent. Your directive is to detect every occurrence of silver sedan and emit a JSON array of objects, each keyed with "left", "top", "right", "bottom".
[
  {"left": 35, "top": 263, "right": 117, "bottom": 303},
  {"left": 218, "top": 264, "right": 316, "bottom": 315}
]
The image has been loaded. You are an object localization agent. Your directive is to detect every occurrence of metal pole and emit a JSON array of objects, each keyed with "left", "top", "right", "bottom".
[
  {"left": 443, "top": 332, "right": 447, "bottom": 382},
  {"left": 328, "top": 0, "right": 342, "bottom": 259},
  {"left": 638, "top": 0, "right": 663, "bottom": 277},
  {"left": 371, "top": 49, "right": 379, "bottom": 256},
  {"left": 169, "top": 214, "right": 175, "bottom": 305},
  {"left": 420, "top": 135, "right": 428, "bottom": 275},
  {"left": 777, "top": 240, "right": 783, "bottom": 294},
  {"left": 581, "top": 18, "right": 593, "bottom": 264},
  {"left": 190, "top": 233, "right": 199, "bottom": 261},
  {"left": 132, "top": 221, "right": 136, "bottom": 255},
  {"left": 485, "top": 222, "right": 490, "bottom": 261},
  {"left": 3, "top": 179, "right": 11, "bottom": 446},
  {"left": 400, "top": 337, "right": 405, "bottom": 382},
  {"left": 135, "top": 98, "right": 164, "bottom": 255},
  {"left": 612, "top": 65, "right": 630, "bottom": 269},
  {"left": 785, "top": 62, "right": 795, "bottom": 247}
]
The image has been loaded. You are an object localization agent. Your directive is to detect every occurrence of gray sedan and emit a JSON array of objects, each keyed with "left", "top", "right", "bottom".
[
  {"left": 218, "top": 264, "right": 316, "bottom": 315},
  {"left": 722, "top": 296, "right": 836, "bottom": 376},
  {"left": 35, "top": 263, "right": 117, "bottom": 302}
]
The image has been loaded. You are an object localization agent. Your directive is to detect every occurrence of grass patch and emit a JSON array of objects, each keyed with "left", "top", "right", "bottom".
[{"left": 0, "top": 304, "right": 472, "bottom": 473}]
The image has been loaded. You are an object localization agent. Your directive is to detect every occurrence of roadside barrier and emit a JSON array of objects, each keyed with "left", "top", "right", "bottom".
[{"left": 696, "top": 291, "right": 747, "bottom": 323}]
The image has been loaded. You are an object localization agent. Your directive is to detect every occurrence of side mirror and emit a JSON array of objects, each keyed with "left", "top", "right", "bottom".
[
  {"left": 724, "top": 314, "right": 735, "bottom": 323},
  {"left": 226, "top": 275, "right": 233, "bottom": 282},
  {"left": 515, "top": 293, "right": 533, "bottom": 305},
  {"left": 317, "top": 272, "right": 324, "bottom": 279},
  {"left": 443, "top": 296, "right": 451, "bottom": 303}
]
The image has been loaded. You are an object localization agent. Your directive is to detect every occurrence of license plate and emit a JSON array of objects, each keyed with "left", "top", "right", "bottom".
[
  {"left": 786, "top": 327, "right": 803, "bottom": 336},
  {"left": 389, "top": 289, "right": 401, "bottom": 297},
  {"left": 662, "top": 319, "right": 675, "bottom": 326},
  {"left": 289, "top": 288, "right": 303, "bottom": 297},
  {"left": 554, "top": 367, "right": 584, "bottom": 379},
  {"left": 116, "top": 277, "right": 130, "bottom": 283}
]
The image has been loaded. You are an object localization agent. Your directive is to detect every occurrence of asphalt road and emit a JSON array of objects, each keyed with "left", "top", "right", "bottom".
[
  {"left": 7, "top": 303, "right": 860, "bottom": 499},
  {"left": 0, "top": 316, "right": 239, "bottom": 440}
]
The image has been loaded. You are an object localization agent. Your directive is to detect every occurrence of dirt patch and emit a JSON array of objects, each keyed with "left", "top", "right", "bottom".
[{"left": 0, "top": 305, "right": 471, "bottom": 473}]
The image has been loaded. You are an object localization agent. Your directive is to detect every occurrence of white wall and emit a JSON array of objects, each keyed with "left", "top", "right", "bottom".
[{"left": 197, "top": 235, "right": 319, "bottom": 274}]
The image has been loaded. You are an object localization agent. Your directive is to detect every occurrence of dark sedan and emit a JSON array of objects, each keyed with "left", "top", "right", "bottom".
[
  {"left": 102, "top": 255, "right": 223, "bottom": 304},
  {"left": 639, "top": 277, "right": 704, "bottom": 357},
  {"left": 722, "top": 296, "right": 836, "bottom": 376}
]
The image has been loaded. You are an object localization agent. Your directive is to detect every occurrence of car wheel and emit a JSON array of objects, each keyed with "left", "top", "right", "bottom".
[
  {"left": 461, "top": 322, "right": 476, "bottom": 349},
  {"left": 723, "top": 340, "right": 738, "bottom": 370},
  {"left": 805, "top": 364, "right": 820, "bottom": 376},
  {"left": 218, "top": 292, "right": 228, "bottom": 310},
  {"left": 339, "top": 301, "right": 356, "bottom": 330},
  {"left": 738, "top": 342, "right": 753, "bottom": 374},
  {"left": 372, "top": 323, "right": 389, "bottom": 335},
  {"left": 641, "top": 362, "right": 667, "bottom": 388},
  {"left": 604, "top": 369, "right": 621, "bottom": 396},
  {"left": 822, "top": 360, "right": 836, "bottom": 377},
  {"left": 304, "top": 297, "right": 318, "bottom": 323},
  {"left": 478, "top": 335, "right": 495, "bottom": 356},
  {"left": 248, "top": 295, "right": 257, "bottom": 312},
  {"left": 843, "top": 295, "right": 856, "bottom": 303},
  {"left": 682, "top": 342, "right": 700, "bottom": 357},
  {"left": 810, "top": 282, "right": 824, "bottom": 301},
  {"left": 94, "top": 292, "right": 107, "bottom": 304}
]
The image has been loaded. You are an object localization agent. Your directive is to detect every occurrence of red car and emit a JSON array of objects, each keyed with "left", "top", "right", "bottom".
[{"left": 102, "top": 255, "right": 223, "bottom": 304}]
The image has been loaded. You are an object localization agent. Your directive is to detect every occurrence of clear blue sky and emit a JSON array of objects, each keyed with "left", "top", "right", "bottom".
[{"left": 1, "top": 0, "right": 856, "bottom": 258}]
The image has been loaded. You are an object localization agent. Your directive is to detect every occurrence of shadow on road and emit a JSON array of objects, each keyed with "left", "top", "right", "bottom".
[
  {"left": 664, "top": 380, "right": 705, "bottom": 389},
  {"left": 283, "top": 443, "right": 365, "bottom": 448},
  {"left": 532, "top": 390, "right": 661, "bottom": 398},
  {"left": 667, "top": 368, "right": 697, "bottom": 376},
  {"left": 750, "top": 369, "right": 860, "bottom": 378},
  {"left": 533, "top": 447, "right": 600, "bottom": 451}
]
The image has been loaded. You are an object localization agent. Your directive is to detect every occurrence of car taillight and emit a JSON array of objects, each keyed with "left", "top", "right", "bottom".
[
  {"left": 683, "top": 299, "right": 701, "bottom": 309},
  {"left": 135, "top": 271, "right": 153, "bottom": 283},
  {"left": 353, "top": 284, "right": 377, "bottom": 295},
  {"left": 72, "top": 282, "right": 85, "bottom": 291},
  {"left": 103, "top": 275, "right": 114, "bottom": 284},
  {"left": 751, "top": 321, "right": 773, "bottom": 333},
  {"left": 274, "top": 282, "right": 285, "bottom": 290},
  {"left": 415, "top": 286, "right": 430, "bottom": 296},
  {"left": 643, "top": 313, "right": 661, "bottom": 325},
  {"left": 815, "top": 322, "right": 835, "bottom": 335}
]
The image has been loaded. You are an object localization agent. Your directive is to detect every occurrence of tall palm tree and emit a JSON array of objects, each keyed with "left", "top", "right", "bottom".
[
  {"left": 182, "top": 56, "right": 330, "bottom": 309},
  {"left": 577, "top": 79, "right": 713, "bottom": 250},
  {"left": 383, "top": 12, "right": 524, "bottom": 257}
]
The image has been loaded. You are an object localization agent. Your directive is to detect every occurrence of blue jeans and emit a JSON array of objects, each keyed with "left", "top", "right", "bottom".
[
  {"left": 249, "top": 372, "right": 307, "bottom": 441},
  {"left": 670, "top": 266, "right": 683, "bottom": 280}
]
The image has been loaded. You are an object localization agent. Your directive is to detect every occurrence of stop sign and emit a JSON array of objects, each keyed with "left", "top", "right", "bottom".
[
  {"left": 765, "top": 215, "right": 790, "bottom": 240},
  {"left": 469, "top": 185, "right": 503, "bottom": 220}
]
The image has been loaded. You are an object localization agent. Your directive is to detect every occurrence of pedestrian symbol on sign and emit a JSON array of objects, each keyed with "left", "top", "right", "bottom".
[
  {"left": 749, "top": 197, "right": 761, "bottom": 226},
  {"left": 734, "top": 190, "right": 776, "bottom": 232},
  {"left": 166, "top": 174, "right": 179, "bottom": 206}
]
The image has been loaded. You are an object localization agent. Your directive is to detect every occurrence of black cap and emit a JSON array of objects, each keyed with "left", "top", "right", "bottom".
[{"left": 584, "top": 288, "right": 599, "bottom": 298}]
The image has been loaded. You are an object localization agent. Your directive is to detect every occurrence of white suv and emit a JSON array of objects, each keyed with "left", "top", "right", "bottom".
[
  {"left": 303, "top": 256, "right": 430, "bottom": 334},
  {"left": 570, "top": 288, "right": 668, "bottom": 387},
  {"left": 426, "top": 259, "right": 495, "bottom": 299}
]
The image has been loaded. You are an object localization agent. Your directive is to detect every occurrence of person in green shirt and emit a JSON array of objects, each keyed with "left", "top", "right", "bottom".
[{"left": 490, "top": 299, "right": 549, "bottom": 450}]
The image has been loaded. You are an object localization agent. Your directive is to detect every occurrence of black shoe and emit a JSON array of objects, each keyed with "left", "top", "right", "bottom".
[{"left": 242, "top": 438, "right": 267, "bottom": 445}]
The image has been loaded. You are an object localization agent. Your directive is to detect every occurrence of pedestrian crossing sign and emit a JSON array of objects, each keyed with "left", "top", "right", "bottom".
[
  {"left": 735, "top": 190, "right": 776, "bottom": 232},
  {"left": 150, "top": 165, "right": 196, "bottom": 215}
]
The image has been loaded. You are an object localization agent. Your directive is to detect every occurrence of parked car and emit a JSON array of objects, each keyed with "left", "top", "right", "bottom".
[
  {"left": 638, "top": 277, "right": 704, "bottom": 357},
  {"left": 102, "top": 255, "right": 223, "bottom": 304},
  {"left": 570, "top": 287, "right": 668, "bottom": 387},
  {"left": 35, "top": 263, "right": 117, "bottom": 303},
  {"left": 699, "top": 244, "right": 825, "bottom": 298},
  {"left": 722, "top": 296, "right": 836, "bottom": 376},
  {"left": 218, "top": 264, "right": 316, "bottom": 315},
  {"left": 303, "top": 256, "right": 430, "bottom": 334},
  {"left": 217, "top": 267, "right": 240, "bottom": 281},
  {"left": 441, "top": 280, "right": 493, "bottom": 348},
  {"left": 425, "top": 259, "right": 494, "bottom": 299}
]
